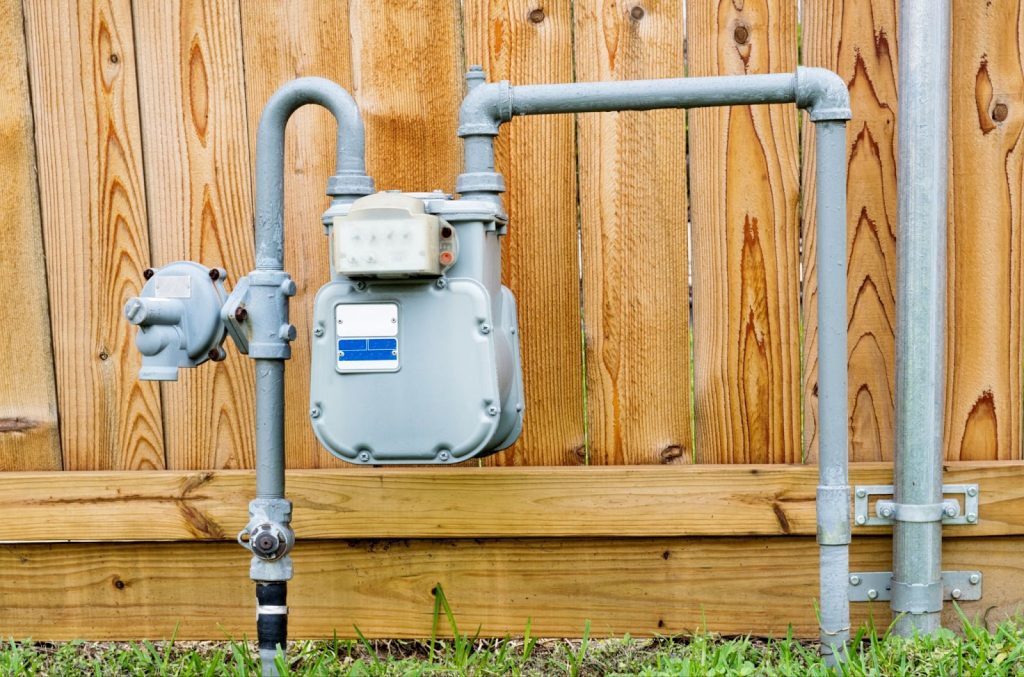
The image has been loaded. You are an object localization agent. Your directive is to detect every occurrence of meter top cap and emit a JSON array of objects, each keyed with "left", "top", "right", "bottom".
[{"left": 332, "top": 192, "right": 459, "bottom": 279}]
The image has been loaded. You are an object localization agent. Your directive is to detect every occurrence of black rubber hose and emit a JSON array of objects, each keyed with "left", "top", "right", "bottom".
[{"left": 256, "top": 581, "right": 287, "bottom": 673}]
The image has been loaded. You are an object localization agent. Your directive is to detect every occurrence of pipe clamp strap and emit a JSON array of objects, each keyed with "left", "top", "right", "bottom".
[
  {"left": 257, "top": 605, "right": 289, "bottom": 615},
  {"left": 883, "top": 501, "right": 946, "bottom": 523},
  {"left": 892, "top": 580, "right": 943, "bottom": 613}
]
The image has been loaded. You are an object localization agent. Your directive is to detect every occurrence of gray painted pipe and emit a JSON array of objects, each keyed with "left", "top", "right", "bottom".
[
  {"left": 251, "top": 77, "right": 373, "bottom": 501},
  {"left": 250, "top": 78, "right": 373, "bottom": 677},
  {"left": 457, "top": 67, "right": 852, "bottom": 662},
  {"left": 814, "top": 121, "right": 851, "bottom": 662},
  {"left": 892, "top": 0, "right": 950, "bottom": 635},
  {"left": 254, "top": 76, "right": 372, "bottom": 271}
]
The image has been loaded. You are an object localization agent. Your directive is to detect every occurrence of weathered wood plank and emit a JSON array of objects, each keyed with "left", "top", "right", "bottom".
[
  {"left": 464, "top": 0, "right": 587, "bottom": 466},
  {"left": 573, "top": 1, "right": 691, "bottom": 465},
  {"left": 239, "top": 0, "right": 353, "bottom": 469},
  {"left": 0, "top": 0, "right": 62, "bottom": 470},
  {"left": 945, "top": 0, "right": 1024, "bottom": 460},
  {"left": 802, "top": 0, "right": 899, "bottom": 463},
  {"left": 687, "top": 0, "right": 802, "bottom": 463},
  {"left": 0, "top": 536, "right": 1017, "bottom": 640},
  {"left": 134, "top": 0, "right": 256, "bottom": 470},
  {"left": 350, "top": 0, "right": 464, "bottom": 192},
  {"left": 1, "top": 462, "right": 1021, "bottom": 541},
  {"left": 23, "top": 0, "right": 165, "bottom": 470}
]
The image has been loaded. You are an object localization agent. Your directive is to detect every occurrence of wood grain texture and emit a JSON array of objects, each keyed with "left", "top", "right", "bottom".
[
  {"left": 23, "top": 0, "right": 164, "bottom": 470},
  {"left": 2, "top": 462, "right": 1022, "bottom": 541},
  {"left": 688, "top": 0, "right": 801, "bottom": 463},
  {"left": 945, "top": 1, "right": 1024, "bottom": 461},
  {"left": 134, "top": 0, "right": 256, "bottom": 470},
  {"left": 0, "top": 0, "right": 62, "bottom": 470},
  {"left": 464, "top": 0, "right": 587, "bottom": 466},
  {"left": 0, "top": 536, "right": 1018, "bottom": 640},
  {"left": 802, "top": 1, "right": 899, "bottom": 463},
  {"left": 240, "top": 0, "right": 353, "bottom": 469},
  {"left": 350, "top": 0, "right": 464, "bottom": 192},
  {"left": 573, "top": 1, "right": 691, "bottom": 465}
]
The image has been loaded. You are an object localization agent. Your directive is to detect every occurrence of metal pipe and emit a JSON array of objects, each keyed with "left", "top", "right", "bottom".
[
  {"left": 457, "top": 66, "right": 852, "bottom": 661},
  {"left": 254, "top": 76, "right": 373, "bottom": 271},
  {"left": 892, "top": 0, "right": 950, "bottom": 635},
  {"left": 814, "top": 121, "right": 851, "bottom": 662},
  {"left": 255, "top": 360, "right": 286, "bottom": 499},
  {"left": 248, "top": 77, "right": 373, "bottom": 677}
]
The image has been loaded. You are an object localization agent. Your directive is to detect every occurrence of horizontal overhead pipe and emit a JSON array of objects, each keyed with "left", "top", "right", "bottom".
[{"left": 456, "top": 66, "right": 852, "bottom": 663}]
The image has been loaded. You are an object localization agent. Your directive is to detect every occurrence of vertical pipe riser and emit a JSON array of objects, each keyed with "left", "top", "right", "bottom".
[
  {"left": 892, "top": 0, "right": 950, "bottom": 635},
  {"left": 814, "top": 120, "right": 851, "bottom": 662}
]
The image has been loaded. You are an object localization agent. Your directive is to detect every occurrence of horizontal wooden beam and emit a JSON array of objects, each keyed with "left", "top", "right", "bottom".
[
  {"left": 3, "top": 462, "right": 1023, "bottom": 542},
  {"left": 0, "top": 536, "right": 1019, "bottom": 640}
]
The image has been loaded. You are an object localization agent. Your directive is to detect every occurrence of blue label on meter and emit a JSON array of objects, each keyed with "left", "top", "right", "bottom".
[{"left": 338, "top": 338, "right": 398, "bottom": 362}]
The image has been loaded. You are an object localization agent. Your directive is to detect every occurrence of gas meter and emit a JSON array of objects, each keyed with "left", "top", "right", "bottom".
[{"left": 310, "top": 191, "right": 524, "bottom": 463}]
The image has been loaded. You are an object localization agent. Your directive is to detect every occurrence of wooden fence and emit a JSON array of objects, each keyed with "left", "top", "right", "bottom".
[{"left": 2, "top": 0, "right": 1024, "bottom": 640}]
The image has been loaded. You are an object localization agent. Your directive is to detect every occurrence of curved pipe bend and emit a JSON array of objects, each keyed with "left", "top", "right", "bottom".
[
  {"left": 255, "top": 76, "right": 374, "bottom": 270},
  {"left": 795, "top": 67, "right": 852, "bottom": 122}
]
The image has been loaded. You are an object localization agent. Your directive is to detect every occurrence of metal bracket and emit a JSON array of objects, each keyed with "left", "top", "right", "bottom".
[
  {"left": 854, "top": 484, "right": 979, "bottom": 526},
  {"left": 848, "top": 571, "right": 982, "bottom": 602}
]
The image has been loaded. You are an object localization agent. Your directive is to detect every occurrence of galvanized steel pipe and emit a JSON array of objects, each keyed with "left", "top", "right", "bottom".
[
  {"left": 457, "top": 66, "right": 852, "bottom": 662},
  {"left": 892, "top": 0, "right": 951, "bottom": 635}
]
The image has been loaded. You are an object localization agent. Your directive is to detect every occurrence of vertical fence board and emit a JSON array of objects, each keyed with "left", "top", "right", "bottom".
[
  {"left": 688, "top": 0, "right": 801, "bottom": 463},
  {"left": 464, "top": 0, "right": 586, "bottom": 466},
  {"left": 802, "top": 1, "right": 899, "bottom": 462},
  {"left": 23, "top": 0, "right": 164, "bottom": 470},
  {"left": 0, "top": 0, "right": 61, "bottom": 470},
  {"left": 350, "top": 0, "right": 464, "bottom": 192},
  {"left": 573, "top": 0, "right": 691, "bottom": 465},
  {"left": 240, "top": 0, "right": 353, "bottom": 469},
  {"left": 945, "top": 2, "right": 1024, "bottom": 461},
  {"left": 134, "top": 0, "right": 256, "bottom": 470}
]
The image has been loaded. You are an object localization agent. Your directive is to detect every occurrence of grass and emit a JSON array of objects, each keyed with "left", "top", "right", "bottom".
[{"left": 3, "top": 605, "right": 1024, "bottom": 675}]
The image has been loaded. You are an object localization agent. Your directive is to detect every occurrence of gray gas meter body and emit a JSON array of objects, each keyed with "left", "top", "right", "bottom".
[{"left": 310, "top": 191, "right": 524, "bottom": 463}]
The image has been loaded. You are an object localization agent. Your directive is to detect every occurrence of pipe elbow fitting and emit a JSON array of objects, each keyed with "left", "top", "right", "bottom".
[
  {"left": 796, "top": 67, "right": 852, "bottom": 122},
  {"left": 458, "top": 80, "right": 513, "bottom": 137}
]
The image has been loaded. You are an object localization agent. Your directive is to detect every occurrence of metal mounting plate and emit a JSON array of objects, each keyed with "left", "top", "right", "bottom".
[
  {"left": 854, "top": 483, "right": 979, "bottom": 526},
  {"left": 848, "top": 571, "right": 982, "bottom": 603}
]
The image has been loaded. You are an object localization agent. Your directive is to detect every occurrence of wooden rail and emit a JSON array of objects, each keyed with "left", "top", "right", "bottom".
[{"left": 3, "top": 462, "right": 1023, "bottom": 542}]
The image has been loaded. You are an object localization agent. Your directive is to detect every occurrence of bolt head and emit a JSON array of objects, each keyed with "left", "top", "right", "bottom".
[
  {"left": 438, "top": 450, "right": 450, "bottom": 461},
  {"left": 358, "top": 451, "right": 370, "bottom": 462},
  {"left": 969, "top": 574, "right": 980, "bottom": 585},
  {"left": 944, "top": 504, "right": 957, "bottom": 517},
  {"left": 951, "top": 588, "right": 963, "bottom": 600},
  {"left": 967, "top": 487, "right": 978, "bottom": 497},
  {"left": 867, "top": 589, "right": 878, "bottom": 600},
  {"left": 856, "top": 489, "right": 867, "bottom": 499},
  {"left": 143, "top": 268, "right": 155, "bottom": 280},
  {"left": 849, "top": 575, "right": 861, "bottom": 586},
  {"left": 314, "top": 327, "right": 324, "bottom": 337},
  {"left": 435, "top": 278, "right": 447, "bottom": 289},
  {"left": 881, "top": 506, "right": 894, "bottom": 518},
  {"left": 967, "top": 513, "right": 978, "bottom": 523},
  {"left": 208, "top": 268, "right": 221, "bottom": 281},
  {"left": 310, "top": 407, "right": 321, "bottom": 419},
  {"left": 856, "top": 515, "right": 867, "bottom": 525},
  {"left": 234, "top": 307, "right": 248, "bottom": 322}
]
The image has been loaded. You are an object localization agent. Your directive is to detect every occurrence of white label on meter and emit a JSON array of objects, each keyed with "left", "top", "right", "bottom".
[{"left": 335, "top": 303, "right": 400, "bottom": 373}]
